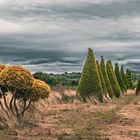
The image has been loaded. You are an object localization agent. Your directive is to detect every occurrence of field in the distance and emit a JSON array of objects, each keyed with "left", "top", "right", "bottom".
[{"left": 0, "top": 90, "right": 140, "bottom": 140}]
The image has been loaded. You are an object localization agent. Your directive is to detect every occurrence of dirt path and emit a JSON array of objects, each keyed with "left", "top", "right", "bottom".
[{"left": 0, "top": 91, "right": 140, "bottom": 140}]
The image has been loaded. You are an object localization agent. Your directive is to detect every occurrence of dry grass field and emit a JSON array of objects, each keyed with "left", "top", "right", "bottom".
[{"left": 0, "top": 90, "right": 139, "bottom": 140}]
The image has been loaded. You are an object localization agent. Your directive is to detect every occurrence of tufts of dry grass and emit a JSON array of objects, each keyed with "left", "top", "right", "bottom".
[{"left": 0, "top": 90, "right": 139, "bottom": 140}]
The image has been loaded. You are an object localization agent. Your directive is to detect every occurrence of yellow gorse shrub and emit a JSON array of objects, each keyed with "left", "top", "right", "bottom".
[
  {"left": 30, "top": 79, "right": 51, "bottom": 101},
  {"left": 0, "top": 64, "right": 51, "bottom": 118},
  {"left": 0, "top": 64, "right": 6, "bottom": 72},
  {"left": 0, "top": 65, "right": 34, "bottom": 90}
]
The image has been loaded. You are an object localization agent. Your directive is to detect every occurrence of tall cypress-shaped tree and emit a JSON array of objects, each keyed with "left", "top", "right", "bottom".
[
  {"left": 121, "top": 65, "right": 129, "bottom": 89},
  {"left": 125, "top": 69, "right": 133, "bottom": 89},
  {"left": 128, "top": 70, "right": 133, "bottom": 89},
  {"left": 136, "top": 73, "right": 140, "bottom": 95},
  {"left": 106, "top": 60, "right": 121, "bottom": 98},
  {"left": 96, "top": 60, "right": 108, "bottom": 97},
  {"left": 77, "top": 48, "right": 103, "bottom": 102},
  {"left": 115, "top": 63, "right": 126, "bottom": 93},
  {"left": 100, "top": 56, "right": 113, "bottom": 99},
  {"left": 108, "top": 60, "right": 113, "bottom": 70}
]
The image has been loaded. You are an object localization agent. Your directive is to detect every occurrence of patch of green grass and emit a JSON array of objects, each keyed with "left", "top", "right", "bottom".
[
  {"left": 56, "top": 109, "right": 116, "bottom": 140},
  {"left": 123, "top": 96, "right": 135, "bottom": 105}
]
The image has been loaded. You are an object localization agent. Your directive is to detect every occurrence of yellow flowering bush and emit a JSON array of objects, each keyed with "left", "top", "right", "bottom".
[
  {"left": 0, "top": 64, "right": 51, "bottom": 118},
  {"left": 30, "top": 79, "right": 51, "bottom": 102},
  {"left": 0, "top": 65, "right": 34, "bottom": 90},
  {"left": 0, "top": 64, "right": 6, "bottom": 72}
]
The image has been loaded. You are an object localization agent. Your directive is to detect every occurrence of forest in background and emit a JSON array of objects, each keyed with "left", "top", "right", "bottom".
[{"left": 33, "top": 69, "right": 139, "bottom": 89}]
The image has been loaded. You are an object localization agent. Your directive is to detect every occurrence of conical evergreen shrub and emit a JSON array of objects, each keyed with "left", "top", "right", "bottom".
[
  {"left": 106, "top": 60, "right": 121, "bottom": 98},
  {"left": 128, "top": 70, "right": 133, "bottom": 89},
  {"left": 96, "top": 60, "right": 108, "bottom": 96},
  {"left": 136, "top": 73, "right": 140, "bottom": 95},
  {"left": 77, "top": 48, "right": 103, "bottom": 102},
  {"left": 100, "top": 56, "right": 113, "bottom": 98},
  {"left": 115, "top": 63, "right": 126, "bottom": 93},
  {"left": 125, "top": 69, "right": 133, "bottom": 89},
  {"left": 120, "top": 65, "right": 129, "bottom": 89}
]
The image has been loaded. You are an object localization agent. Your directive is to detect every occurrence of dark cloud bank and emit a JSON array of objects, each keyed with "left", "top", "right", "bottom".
[{"left": 0, "top": 0, "right": 140, "bottom": 73}]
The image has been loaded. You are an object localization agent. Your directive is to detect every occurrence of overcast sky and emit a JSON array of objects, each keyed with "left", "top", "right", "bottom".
[{"left": 0, "top": 0, "right": 140, "bottom": 73}]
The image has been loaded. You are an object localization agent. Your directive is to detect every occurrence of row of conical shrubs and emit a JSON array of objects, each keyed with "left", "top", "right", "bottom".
[
  {"left": 0, "top": 64, "right": 51, "bottom": 118},
  {"left": 77, "top": 48, "right": 134, "bottom": 102}
]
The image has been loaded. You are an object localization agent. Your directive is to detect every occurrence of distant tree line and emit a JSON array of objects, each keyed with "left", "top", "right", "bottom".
[{"left": 33, "top": 72, "right": 81, "bottom": 88}]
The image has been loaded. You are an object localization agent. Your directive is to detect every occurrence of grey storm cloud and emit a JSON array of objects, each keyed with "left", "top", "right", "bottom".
[
  {"left": 0, "top": 0, "right": 140, "bottom": 73},
  {"left": 1, "top": 0, "right": 140, "bottom": 19}
]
